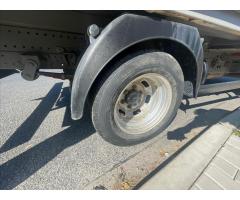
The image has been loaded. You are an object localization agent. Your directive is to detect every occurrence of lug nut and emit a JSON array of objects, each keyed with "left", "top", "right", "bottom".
[{"left": 132, "top": 85, "right": 137, "bottom": 89}]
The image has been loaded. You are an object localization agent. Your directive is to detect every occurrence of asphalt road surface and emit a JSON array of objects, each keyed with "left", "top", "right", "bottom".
[{"left": 0, "top": 73, "right": 240, "bottom": 189}]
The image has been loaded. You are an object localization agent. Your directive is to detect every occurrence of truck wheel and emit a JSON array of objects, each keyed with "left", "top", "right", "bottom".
[{"left": 92, "top": 52, "right": 184, "bottom": 146}]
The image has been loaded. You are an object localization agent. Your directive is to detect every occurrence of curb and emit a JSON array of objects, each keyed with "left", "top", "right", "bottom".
[{"left": 139, "top": 107, "right": 240, "bottom": 189}]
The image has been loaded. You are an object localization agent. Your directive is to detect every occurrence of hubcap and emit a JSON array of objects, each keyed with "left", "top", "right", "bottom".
[{"left": 114, "top": 73, "right": 173, "bottom": 135}]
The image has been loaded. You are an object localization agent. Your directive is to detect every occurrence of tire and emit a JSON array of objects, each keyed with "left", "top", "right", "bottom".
[{"left": 92, "top": 52, "right": 184, "bottom": 146}]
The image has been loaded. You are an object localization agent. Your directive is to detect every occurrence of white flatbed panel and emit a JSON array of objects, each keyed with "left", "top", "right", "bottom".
[{"left": 148, "top": 10, "right": 240, "bottom": 40}]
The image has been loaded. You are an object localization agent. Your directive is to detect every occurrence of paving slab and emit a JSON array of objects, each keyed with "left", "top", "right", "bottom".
[
  {"left": 210, "top": 156, "right": 238, "bottom": 178},
  {"left": 195, "top": 174, "right": 224, "bottom": 190},
  {"left": 139, "top": 108, "right": 240, "bottom": 190}
]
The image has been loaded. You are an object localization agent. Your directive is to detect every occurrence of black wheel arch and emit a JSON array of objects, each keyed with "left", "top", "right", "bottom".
[{"left": 71, "top": 13, "right": 204, "bottom": 120}]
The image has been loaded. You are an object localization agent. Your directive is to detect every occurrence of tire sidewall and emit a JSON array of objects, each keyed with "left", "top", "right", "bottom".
[{"left": 92, "top": 52, "right": 184, "bottom": 145}]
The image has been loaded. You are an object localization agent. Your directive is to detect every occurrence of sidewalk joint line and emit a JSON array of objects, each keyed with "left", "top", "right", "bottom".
[
  {"left": 188, "top": 132, "right": 233, "bottom": 189},
  {"left": 225, "top": 142, "right": 240, "bottom": 152},
  {"left": 233, "top": 169, "right": 239, "bottom": 181},
  {"left": 211, "top": 162, "right": 237, "bottom": 180},
  {"left": 204, "top": 172, "right": 225, "bottom": 189}
]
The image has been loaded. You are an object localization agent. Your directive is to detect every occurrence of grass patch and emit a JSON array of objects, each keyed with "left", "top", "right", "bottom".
[{"left": 233, "top": 129, "right": 240, "bottom": 137}]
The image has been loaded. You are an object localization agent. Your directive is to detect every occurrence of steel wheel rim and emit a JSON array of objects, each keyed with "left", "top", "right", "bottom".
[{"left": 114, "top": 73, "right": 173, "bottom": 135}]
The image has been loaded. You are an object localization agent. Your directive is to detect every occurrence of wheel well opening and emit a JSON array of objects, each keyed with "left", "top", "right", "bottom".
[{"left": 88, "top": 39, "right": 198, "bottom": 107}]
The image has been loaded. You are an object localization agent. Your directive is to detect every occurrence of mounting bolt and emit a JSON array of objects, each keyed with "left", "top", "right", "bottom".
[
  {"left": 120, "top": 99, "right": 125, "bottom": 104},
  {"left": 132, "top": 85, "right": 137, "bottom": 89},
  {"left": 87, "top": 24, "right": 100, "bottom": 38}
]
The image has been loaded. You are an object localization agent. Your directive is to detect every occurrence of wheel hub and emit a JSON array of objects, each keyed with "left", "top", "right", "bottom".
[
  {"left": 125, "top": 90, "right": 143, "bottom": 108},
  {"left": 114, "top": 73, "right": 173, "bottom": 135}
]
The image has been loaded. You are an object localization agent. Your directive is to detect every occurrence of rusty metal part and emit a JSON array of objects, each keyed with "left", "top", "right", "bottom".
[{"left": 205, "top": 48, "right": 240, "bottom": 79}]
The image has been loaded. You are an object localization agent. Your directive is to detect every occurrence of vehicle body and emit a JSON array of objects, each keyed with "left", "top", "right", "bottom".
[{"left": 1, "top": 10, "right": 240, "bottom": 145}]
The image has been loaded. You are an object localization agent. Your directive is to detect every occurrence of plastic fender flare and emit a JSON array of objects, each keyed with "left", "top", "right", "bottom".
[{"left": 71, "top": 14, "right": 204, "bottom": 120}]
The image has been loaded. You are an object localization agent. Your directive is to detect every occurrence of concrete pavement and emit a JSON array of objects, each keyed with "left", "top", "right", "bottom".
[{"left": 139, "top": 108, "right": 240, "bottom": 190}]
